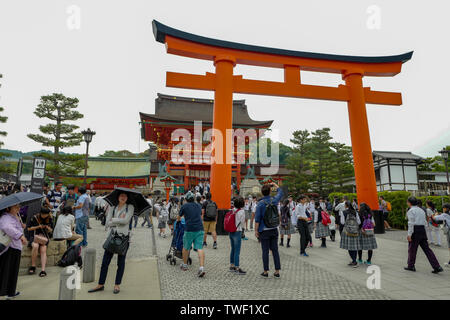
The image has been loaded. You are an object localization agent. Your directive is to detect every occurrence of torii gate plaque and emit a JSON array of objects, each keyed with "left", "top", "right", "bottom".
[{"left": 152, "top": 20, "right": 412, "bottom": 211}]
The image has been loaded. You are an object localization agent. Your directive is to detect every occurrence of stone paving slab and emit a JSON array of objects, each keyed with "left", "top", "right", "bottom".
[{"left": 154, "top": 229, "right": 391, "bottom": 300}]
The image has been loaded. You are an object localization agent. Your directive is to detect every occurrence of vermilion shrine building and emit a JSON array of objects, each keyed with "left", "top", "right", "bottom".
[{"left": 140, "top": 93, "right": 290, "bottom": 193}]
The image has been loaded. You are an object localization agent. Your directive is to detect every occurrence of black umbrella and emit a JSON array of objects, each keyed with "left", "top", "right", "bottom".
[
  {"left": 103, "top": 187, "right": 150, "bottom": 216},
  {"left": 0, "top": 192, "right": 44, "bottom": 211}
]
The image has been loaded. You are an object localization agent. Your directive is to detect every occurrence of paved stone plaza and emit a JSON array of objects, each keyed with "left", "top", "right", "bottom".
[{"left": 12, "top": 216, "right": 450, "bottom": 300}]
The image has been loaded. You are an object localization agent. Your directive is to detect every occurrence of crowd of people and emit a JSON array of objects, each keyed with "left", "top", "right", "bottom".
[{"left": 0, "top": 179, "right": 449, "bottom": 299}]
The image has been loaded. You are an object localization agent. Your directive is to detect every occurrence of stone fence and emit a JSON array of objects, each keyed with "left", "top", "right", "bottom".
[{"left": 20, "top": 240, "right": 67, "bottom": 269}]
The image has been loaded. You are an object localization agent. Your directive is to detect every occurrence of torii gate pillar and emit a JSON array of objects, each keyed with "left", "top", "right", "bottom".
[
  {"left": 210, "top": 56, "right": 235, "bottom": 209},
  {"left": 344, "top": 71, "right": 379, "bottom": 208}
]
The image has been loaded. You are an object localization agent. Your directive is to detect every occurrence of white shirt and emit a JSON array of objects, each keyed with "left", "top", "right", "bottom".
[
  {"left": 234, "top": 208, "right": 246, "bottom": 232},
  {"left": 53, "top": 214, "right": 75, "bottom": 239},
  {"left": 329, "top": 215, "right": 336, "bottom": 230},
  {"left": 251, "top": 202, "right": 257, "bottom": 213},
  {"left": 335, "top": 202, "right": 346, "bottom": 224},
  {"left": 433, "top": 212, "right": 450, "bottom": 228},
  {"left": 294, "top": 203, "right": 307, "bottom": 221},
  {"left": 407, "top": 206, "right": 428, "bottom": 236}
]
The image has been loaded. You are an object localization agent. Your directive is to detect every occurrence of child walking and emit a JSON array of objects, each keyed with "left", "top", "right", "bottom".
[{"left": 157, "top": 200, "right": 169, "bottom": 238}]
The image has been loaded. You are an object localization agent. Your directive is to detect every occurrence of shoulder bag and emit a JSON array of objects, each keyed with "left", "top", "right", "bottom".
[
  {"left": 103, "top": 205, "right": 130, "bottom": 256},
  {"left": 33, "top": 216, "right": 49, "bottom": 245}
]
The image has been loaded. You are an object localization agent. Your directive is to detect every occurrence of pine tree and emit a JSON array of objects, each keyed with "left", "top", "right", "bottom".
[
  {"left": 285, "top": 130, "right": 312, "bottom": 196},
  {"left": 27, "top": 93, "right": 85, "bottom": 179},
  {"left": 309, "top": 128, "right": 335, "bottom": 197},
  {"left": 330, "top": 142, "right": 354, "bottom": 191}
]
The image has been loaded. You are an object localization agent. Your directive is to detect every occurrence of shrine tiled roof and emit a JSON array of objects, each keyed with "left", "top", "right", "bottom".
[{"left": 140, "top": 93, "right": 273, "bottom": 128}]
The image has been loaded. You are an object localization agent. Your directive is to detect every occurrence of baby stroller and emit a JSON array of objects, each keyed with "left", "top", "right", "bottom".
[{"left": 166, "top": 219, "right": 192, "bottom": 266}]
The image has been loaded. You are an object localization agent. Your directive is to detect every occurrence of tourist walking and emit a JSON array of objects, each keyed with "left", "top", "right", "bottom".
[
  {"left": 73, "top": 186, "right": 90, "bottom": 247},
  {"left": 228, "top": 196, "right": 246, "bottom": 275},
  {"left": 88, "top": 192, "right": 134, "bottom": 294},
  {"left": 202, "top": 192, "right": 218, "bottom": 249},
  {"left": 295, "top": 195, "right": 311, "bottom": 256},
  {"left": 339, "top": 201, "right": 362, "bottom": 267},
  {"left": 179, "top": 191, "right": 206, "bottom": 277},
  {"left": 250, "top": 197, "right": 257, "bottom": 230},
  {"left": 334, "top": 197, "right": 346, "bottom": 235},
  {"left": 404, "top": 196, "right": 443, "bottom": 274},
  {"left": 379, "top": 196, "right": 392, "bottom": 230},
  {"left": 53, "top": 205, "right": 83, "bottom": 246},
  {"left": 0, "top": 203, "right": 27, "bottom": 299},
  {"left": 329, "top": 212, "right": 336, "bottom": 242},
  {"left": 255, "top": 182, "right": 283, "bottom": 278},
  {"left": 279, "top": 199, "right": 294, "bottom": 247},
  {"left": 28, "top": 207, "right": 53, "bottom": 277},
  {"left": 314, "top": 201, "right": 330, "bottom": 248},
  {"left": 157, "top": 200, "right": 169, "bottom": 237},
  {"left": 141, "top": 195, "right": 153, "bottom": 228},
  {"left": 430, "top": 203, "right": 450, "bottom": 267},
  {"left": 426, "top": 201, "right": 441, "bottom": 246},
  {"left": 357, "top": 203, "right": 377, "bottom": 265}
]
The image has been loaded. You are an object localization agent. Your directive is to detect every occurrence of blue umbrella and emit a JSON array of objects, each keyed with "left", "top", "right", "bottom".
[{"left": 0, "top": 192, "right": 44, "bottom": 211}]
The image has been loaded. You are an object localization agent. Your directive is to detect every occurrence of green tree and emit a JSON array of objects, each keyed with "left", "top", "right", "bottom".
[
  {"left": 27, "top": 93, "right": 85, "bottom": 179},
  {"left": 0, "top": 74, "right": 13, "bottom": 175},
  {"left": 285, "top": 130, "right": 312, "bottom": 196},
  {"left": 330, "top": 142, "right": 354, "bottom": 191},
  {"left": 100, "top": 150, "right": 138, "bottom": 158},
  {"left": 309, "top": 128, "right": 335, "bottom": 197}
]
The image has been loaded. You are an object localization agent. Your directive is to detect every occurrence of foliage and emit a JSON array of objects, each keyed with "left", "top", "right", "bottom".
[
  {"left": 417, "top": 146, "right": 450, "bottom": 172},
  {"left": 27, "top": 93, "right": 85, "bottom": 179},
  {"left": 285, "top": 130, "right": 311, "bottom": 196}
]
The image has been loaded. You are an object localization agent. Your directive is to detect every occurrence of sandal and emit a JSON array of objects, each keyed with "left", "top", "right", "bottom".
[
  {"left": 28, "top": 266, "right": 36, "bottom": 275},
  {"left": 39, "top": 270, "right": 47, "bottom": 277}
]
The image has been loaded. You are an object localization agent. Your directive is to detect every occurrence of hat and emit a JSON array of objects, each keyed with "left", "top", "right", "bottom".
[{"left": 185, "top": 191, "right": 195, "bottom": 201}]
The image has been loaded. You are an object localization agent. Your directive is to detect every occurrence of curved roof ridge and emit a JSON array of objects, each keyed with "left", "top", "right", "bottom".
[{"left": 152, "top": 20, "right": 413, "bottom": 64}]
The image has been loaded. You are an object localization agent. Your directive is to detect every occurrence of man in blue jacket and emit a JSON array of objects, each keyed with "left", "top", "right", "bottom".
[{"left": 255, "top": 182, "right": 283, "bottom": 278}]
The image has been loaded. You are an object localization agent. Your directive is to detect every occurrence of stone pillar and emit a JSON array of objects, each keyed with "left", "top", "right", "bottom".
[
  {"left": 82, "top": 248, "right": 96, "bottom": 283},
  {"left": 59, "top": 267, "right": 77, "bottom": 300}
]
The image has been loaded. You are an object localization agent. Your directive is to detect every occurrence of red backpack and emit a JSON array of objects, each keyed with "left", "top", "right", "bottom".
[
  {"left": 321, "top": 210, "right": 331, "bottom": 226},
  {"left": 224, "top": 209, "right": 237, "bottom": 233}
]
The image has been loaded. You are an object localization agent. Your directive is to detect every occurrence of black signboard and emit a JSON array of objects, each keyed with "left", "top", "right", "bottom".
[{"left": 30, "top": 158, "right": 46, "bottom": 194}]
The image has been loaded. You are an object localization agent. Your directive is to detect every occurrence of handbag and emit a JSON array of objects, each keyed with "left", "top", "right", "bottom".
[
  {"left": 103, "top": 230, "right": 129, "bottom": 255},
  {"left": 0, "top": 229, "right": 12, "bottom": 254},
  {"left": 33, "top": 216, "right": 49, "bottom": 245},
  {"left": 102, "top": 205, "right": 130, "bottom": 255},
  {"left": 362, "top": 228, "right": 374, "bottom": 236}
]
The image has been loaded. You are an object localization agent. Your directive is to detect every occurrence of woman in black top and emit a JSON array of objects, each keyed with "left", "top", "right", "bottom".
[{"left": 27, "top": 207, "right": 53, "bottom": 277}]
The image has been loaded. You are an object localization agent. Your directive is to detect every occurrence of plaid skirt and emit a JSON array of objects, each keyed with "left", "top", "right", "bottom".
[
  {"left": 280, "top": 220, "right": 295, "bottom": 235},
  {"left": 315, "top": 222, "right": 330, "bottom": 239},
  {"left": 359, "top": 232, "right": 378, "bottom": 250},
  {"left": 340, "top": 231, "right": 362, "bottom": 251}
]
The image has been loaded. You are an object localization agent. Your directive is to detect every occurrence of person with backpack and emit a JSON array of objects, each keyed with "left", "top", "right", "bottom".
[
  {"left": 279, "top": 199, "right": 294, "bottom": 247},
  {"left": 53, "top": 205, "right": 83, "bottom": 246},
  {"left": 61, "top": 185, "right": 78, "bottom": 210},
  {"left": 404, "top": 196, "right": 443, "bottom": 274},
  {"left": 430, "top": 203, "right": 450, "bottom": 267},
  {"left": 201, "top": 192, "right": 218, "bottom": 249},
  {"left": 179, "top": 191, "right": 206, "bottom": 278},
  {"left": 225, "top": 196, "right": 246, "bottom": 275},
  {"left": 357, "top": 203, "right": 377, "bottom": 265},
  {"left": 339, "top": 201, "right": 362, "bottom": 267},
  {"left": 313, "top": 201, "right": 330, "bottom": 248},
  {"left": 255, "top": 182, "right": 283, "bottom": 278},
  {"left": 426, "top": 201, "right": 441, "bottom": 246}
]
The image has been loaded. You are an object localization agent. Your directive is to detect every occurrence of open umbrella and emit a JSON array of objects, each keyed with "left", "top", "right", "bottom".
[
  {"left": 0, "top": 192, "right": 44, "bottom": 211},
  {"left": 103, "top": 187, "right": 150, "bottom": 216}
]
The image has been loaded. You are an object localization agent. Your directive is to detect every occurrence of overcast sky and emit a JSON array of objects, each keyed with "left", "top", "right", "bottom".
[{"left": 0, "top": 0, "right": 449, "bottom": 158}]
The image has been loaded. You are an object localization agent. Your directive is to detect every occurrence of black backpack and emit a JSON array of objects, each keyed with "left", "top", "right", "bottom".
[
  {"left": 57, "top": 244, "right": 83, "bottom": 268},
  {"left": 263, "top": 199, "right": 280, "bottom": 228},
  {"left": 205, "top": 200, "right": 218, "bottom": 219}
]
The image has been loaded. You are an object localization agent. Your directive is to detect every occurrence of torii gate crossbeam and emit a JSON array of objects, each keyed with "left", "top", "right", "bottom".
[{"left": 152, "top": 20, "right": 413, "bottom": 211}]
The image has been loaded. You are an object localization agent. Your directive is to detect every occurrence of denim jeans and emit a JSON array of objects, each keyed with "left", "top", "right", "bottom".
[
  {"left": 75, "top": 216, "right": 88, "bottom": 247},
  {"left": 229, "top": 231, "right": 242, "bottom": 267},
  {"left": 98, "top": 249, "right": 127, "bottom": 285}
]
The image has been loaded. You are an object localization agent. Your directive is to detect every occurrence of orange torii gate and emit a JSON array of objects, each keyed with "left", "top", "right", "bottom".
[{"left": 152, "top": 20, "right": 413, "bottom": 211}]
